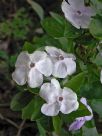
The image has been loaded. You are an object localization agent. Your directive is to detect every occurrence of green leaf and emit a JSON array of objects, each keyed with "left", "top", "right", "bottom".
[
  {"left": 22, "top": 96, "right": 43, "bottom": 120},
  {"left": 23, "top": 42, "right": 34, "bottom": 53},
  {"left": 58, "top": 37, "right": 74, "bottom": 53},
  {"left": 52, "top": 116, "right": 62, "bottom": 135},
  {"left": 82, "top": 126, "right": 99, "bottom": 136},
  {"left": 64, "top": 72, "right": 86, "bottom": 92},
  {"left": 50, "top": 12, "right": 80, "bottom": 38},
  {"left": 91, "top": 0, "right": 102, "bottom": 15},
  {"left": 42, "top": 15, "right": 80, "bottom": 39},
  {"left": 42, "top": 17, "right": 64, "bottom": 38},
  {"left": 80, "top": 81, "right": 102, "bottom": 99},
  {"left": 64, "top": 21, "right": 80, "bottom": 38},
  {"left": 89, "top": 16, "right": 102, "bottom": 40},
  {"left": 92, "top": 53, "right": 102, "bottom": 66},
  {"left": 9, "top": 55, "right": 17, "bottom": 67},
  {"left": 50, "top": 12, "right": 66, "bottom": 25},
  {"left": 91, "top": 99, "right": 102, "bottom": 117},
  {"left": 27, "top": 0, "right": 44, "bottom": 20},
  {"left": 0, "top": 51, "right": 8, "bottom": 60},
  {"left": 36, "top": 121, "right": 46, "bottom": 136},
  {"left": 10, "top": 91, "right": 33, "bottom": 111}
]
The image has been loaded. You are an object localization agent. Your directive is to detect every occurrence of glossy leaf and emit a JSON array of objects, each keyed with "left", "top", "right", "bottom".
[
  {"left": 27, "top": 0, "right": 44, "bottom": 20},
  {"left": 64, "top": 72, "right": 86, "bottom": 92},
  {"left": 89, "top": 16, "right": 102, "bottom": 40},
  {"left": 22, "top": 96, "right": 43, "bottom": 120},
  {"left": 42, "top": 15, "right": 80, "bottom": 39},
  {"left": 23, "top": 42, "right": 34, "bottom": 53},
  {"left": 92, "top": 53, "right": 102, "bottom": 66},
  {"left": 52, "top": 116, "right": 62, "bottom": 135},
  {"left": 82, "top": 126, "right": 99, "bottom": 136},
  {"left": 36, "top": 121, "right": 46, "bottom": 136},
  {"left": 91, "top": 99, "right": 102, "bottom": 117}
]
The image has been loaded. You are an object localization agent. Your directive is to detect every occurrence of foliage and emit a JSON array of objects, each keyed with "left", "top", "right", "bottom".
[{"left": 0, "top": 8, "right": 32, "bottom": 39}]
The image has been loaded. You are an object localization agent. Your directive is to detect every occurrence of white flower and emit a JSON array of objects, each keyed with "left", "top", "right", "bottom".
[
  {"left": 12, "top": 51, "right": 53, "bottom": 88},
  {"left": 40, "top": 79, "right": 79, "bottom": 116},
  {"left": 61, "top": 0, "right": 96, "bottom": 29},
  {"left": 45, "top": 46, "right": 76, "bottom": 78}
]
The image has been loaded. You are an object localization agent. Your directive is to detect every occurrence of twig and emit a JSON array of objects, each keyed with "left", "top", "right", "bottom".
[
  {"left": 16, "top": 120, "right": 26, "bottom": 136},
  {"left": 0, "top": 113, "right": 19, "bottom": 129}
]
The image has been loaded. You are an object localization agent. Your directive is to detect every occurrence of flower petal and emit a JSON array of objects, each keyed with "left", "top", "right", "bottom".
[
  {"left": 60, "top": 87, "right": 79, "bottom": 114},
  {"left": 84, "top": 6, "right": 96, "bottom": 16},
  {"left": 15, "top": 51, "right": 30, "bottom": 67},
  {"left": 45, "top": 46, "right": 60, "bottom": 57},
  {"left": 75, "top": 15, "right": 91, "bottom": 29},
  {"left": 51, "top": 78, "right": 61, "bottom": 90},
  {"left": 69, "top": 98, "right": 93, "bottom": 131},
  {"left": 40, "top": 81, "right": 60, "bottom": 103},
  {"left": 12, "top": 66, "right": 27, "bottom": 85},
  {"left": 68, "top": 0, "right": 84, "bottom": 8},
  {"left": 69, "top": 117, "right": 85, "bottom": 131},
  {"left": 30, "top": 51, "right": 47, "bottom": 63},
  {"left": 62, "top": 87, "right": 78, "bottom": 101},
  {"left": 60, "top": 100, "right": 79, "bottom": 114},
  {"left": 36, "top": 57, "right": 53, "bottom": 77},
  {"left": 28, "top": 68, "right": 43, "bottom": 88},
  {"left": 80, "top": 97, "right": 93, "bottom": 121},
  {"left": 61, "top": 0, "right": 95, "bottom": 29},
  {"left": 53, "top": 61, "right": 68, "bottom": 78},
  {"left": 60, "top": 50, "right": 76, "bottom": 60},
  {"left": 41, "top": 102, "right": 60, "bottom": 116},
  {"left": 64, "top": 58, "right": 76, "bottom": 75},
  {"left": 61, "top": 0, "right": 80, "bottom": 29}
]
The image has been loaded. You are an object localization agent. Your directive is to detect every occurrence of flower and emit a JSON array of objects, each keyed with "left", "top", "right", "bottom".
[
  {"left": 45, "top": 46, "right": 76, "bottom": 78},
  {"left": 61, "top": 0, "right": 96, "bottom": 29},
  {"left": 69, "top": 97, "right": 93, "bottom": 131},
  {"left": 12, "top": 51, "right": 53, "bottom": 88},
  {"left": 39, "top": 78, "right": 79, "bottom": 116}
]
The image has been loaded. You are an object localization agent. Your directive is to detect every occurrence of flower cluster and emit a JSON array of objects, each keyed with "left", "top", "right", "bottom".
[
  {"left": 12, "top": 0, "right": 97, "bottom": 132},
  {"left": 12, "top": 46, "right": 93, "bottom": 131},
  {"left": 12, "top": 46, "right": 76, "bottom": 87}
]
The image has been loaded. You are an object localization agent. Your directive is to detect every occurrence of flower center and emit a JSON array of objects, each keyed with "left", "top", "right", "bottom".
[
  {"left": 77, "top": 10, "right": 81, "bottom": 15},
  {"left": 30, "top": 62, "right": 35, "bottom": 68},
  {"left": 59, "top": 55, "right": 64, "bottom": 60},
  {"left": 59, "top": 97, "right": 63, "bottom": 101}
]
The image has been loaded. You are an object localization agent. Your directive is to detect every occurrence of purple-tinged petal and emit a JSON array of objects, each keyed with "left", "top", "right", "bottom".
[
  {"left": 80, "top": 98, "right": 93, "bottom": 121},
  {"left": 69, "top": 98, "right": 93, "bottom": 131},
  {"left": 69, "top": 117, "right": 85, "bottom": 131},
  {"left": 61, "top": 0, "right": 96, "bottom": 29},
  {"left": 80, "top": 97, "right": 93, "bottom": 114}
]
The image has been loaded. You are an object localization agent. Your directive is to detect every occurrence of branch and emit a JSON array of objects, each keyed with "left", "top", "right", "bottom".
[
  {"left": 16, "top": 120, "right": 26, "bottom": 136},
  {"left": 0, "top": 113, "right": 19, "bottom": 129}
]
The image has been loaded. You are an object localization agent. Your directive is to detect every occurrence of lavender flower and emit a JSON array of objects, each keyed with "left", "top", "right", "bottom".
[
  {"left": 69, "top": 97, "right": 93, "bottom": 131},
  {"left": 61, "top": 0, "right": 96, "bottom": 29}
]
